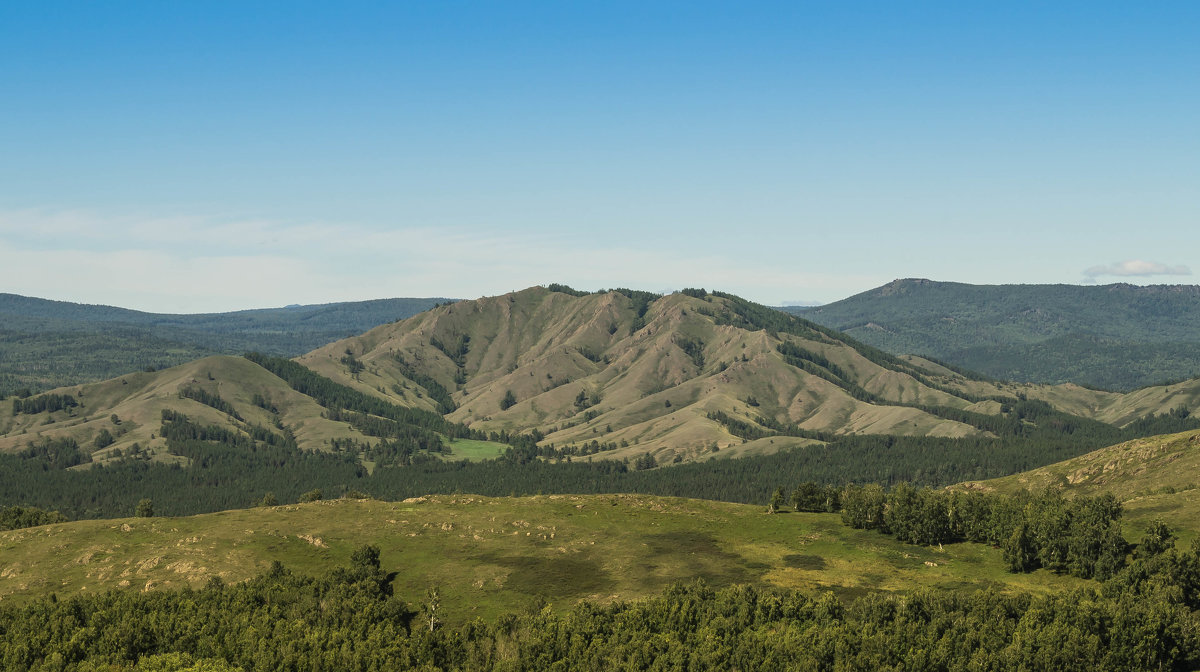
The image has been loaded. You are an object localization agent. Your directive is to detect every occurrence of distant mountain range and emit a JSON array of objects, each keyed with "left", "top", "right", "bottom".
[
  {"left": 4, "top": 285, "right": 1200, "bottom": 519},
  {"left": 0, "top": 293, "right": 453, "bottom": 394},
  {"left": 786, "top": 279, "right": 1200, "bottom": 391}
]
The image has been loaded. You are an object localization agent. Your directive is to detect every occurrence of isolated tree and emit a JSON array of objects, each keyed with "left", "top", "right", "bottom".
[
  {"left": 299, "top": 488, "right": 323, "bottom": 503},
  {"left": 768, "top": 486, "right": 785, "bottom": 514},
  {"left": 1137, "top": 519, "right": 1175, "bottom": 559},
  {"left": 259, "top": 492, "right": 278, "bottom": 507},
  {"left": 135, "top": 498, "right": 154, "bottom": 518},
  {"left": 500, "top": 389, "right": 517, "bottom": 411},
  {"left": 92, "top": 428, "right": 115, "bottom": 449},
  {"left": 1004, "top": 522, "right": 1037, "bottom": 573},
  {"left": 423, "top": 585, "right": 442, "bottom": 633}
]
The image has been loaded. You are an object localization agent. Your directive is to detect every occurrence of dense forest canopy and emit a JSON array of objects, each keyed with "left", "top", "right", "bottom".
[{"left": 791, "top": 279, "right": 1200, "bottom": 390}]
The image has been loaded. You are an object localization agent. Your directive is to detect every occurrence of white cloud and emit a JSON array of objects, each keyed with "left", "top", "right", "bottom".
[
  {"left": 0, "top": 208, "right": 878, "bottom": 312},
  {"left": 1082, "top": 260, "right": 1193, "bottom": 278}
]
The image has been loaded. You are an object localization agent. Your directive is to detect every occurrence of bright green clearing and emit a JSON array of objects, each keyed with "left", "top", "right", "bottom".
[{"left": 444, "top": 438, "right": 508, "bottom": 461}]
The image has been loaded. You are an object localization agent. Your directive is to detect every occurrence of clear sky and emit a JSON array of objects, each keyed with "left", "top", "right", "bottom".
[{"left": 2, "top": 2, "right": 1197, "bottom": 312}]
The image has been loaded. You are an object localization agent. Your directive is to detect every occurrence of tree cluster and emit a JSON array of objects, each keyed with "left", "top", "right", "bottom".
[
  {"left": 3, "top": 551, "right": 1200, "bottom": 671},
  {"left": 840, "top": 484, "right": 1128, "bottom": 580},
  {"left": 11, "top": 393, "right": 78, "bottom": 415}
]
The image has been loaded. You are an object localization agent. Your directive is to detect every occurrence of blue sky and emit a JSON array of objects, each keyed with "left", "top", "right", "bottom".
[{"left": 1, "top": 2, "right": 1197, "bottom": 312}]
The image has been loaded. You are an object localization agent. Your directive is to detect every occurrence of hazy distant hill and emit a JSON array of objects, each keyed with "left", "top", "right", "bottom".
[
  {"left": 787, "top": 279, "right": 1200, "bottom": 390},
  {"left": 0, "top": 294, "right": 453, "bottom": 393}
]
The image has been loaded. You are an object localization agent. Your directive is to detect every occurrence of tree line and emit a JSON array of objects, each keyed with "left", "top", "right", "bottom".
[{"left": 2, "top": 544, "right": 1199, "bottom": 671}]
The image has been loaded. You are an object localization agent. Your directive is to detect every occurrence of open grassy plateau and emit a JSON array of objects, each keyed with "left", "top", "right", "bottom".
[{"left": 0, "top": 495, "right": 1087, "bottom": 621}]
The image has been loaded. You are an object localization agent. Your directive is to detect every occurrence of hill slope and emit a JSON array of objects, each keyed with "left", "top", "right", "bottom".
[
  {"left": 789, "top": 279, "right": 1200, "bottom": 390},
  {"left": 0, "top": 293, "right": 452, "bottom": 394},
  {"left": 0, "top": 495, "right": 1087, "bottom": 620},
  {"left": 4, "top": 286, "right": 1200, "bottom": 521},
  {"left": 299, "top": 287, "right": 1016, "bottom": 461},
  {"left": 960, "top": 429, "right": 1200, "bottom": 539},
  {"left": 302, "top": 286, "right": 1200, "bottom": 461}
]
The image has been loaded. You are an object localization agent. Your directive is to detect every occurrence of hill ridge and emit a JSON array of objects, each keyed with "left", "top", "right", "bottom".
[{"left": 791, "top": 279, "right": 1200, "bottom": 390}]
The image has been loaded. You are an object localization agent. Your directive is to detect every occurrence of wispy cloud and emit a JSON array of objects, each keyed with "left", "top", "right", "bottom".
[
  {"left": 1082, "top": 260, "right": 1192, "bottom": 279},
  {"left": 0, "top": 208, "right": 880, "bottom": 312}
]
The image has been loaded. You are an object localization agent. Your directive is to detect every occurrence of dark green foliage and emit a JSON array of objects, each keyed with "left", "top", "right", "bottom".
[
  {"left": 178, "top": 385, "right": 243, "bottom": 420},
  {"left": 430, "top": 333, "right": 470, "bottom": 368},
  {"left": 339, "top": 351, "right": 365, "bottom": 377},
  {"left": 600, "top": 287, "right": 661, "bottom": 332},
  {"left": 0, "top": 293, "right": 450, "bottom": 393},
  {"left": 500, "top": 389, "right": 517, "bottom": 411},
  {"left": 634, "top": 452, "right": 658, "bottom": 471},
  {"left": 250, "top": 392, "right": 278, "bottom": 413},
  {"left": 768, "top": 486, "right": 785, "bottom": 513},
  {"left": 0, "top": 505, "right": 67, "bottom": 530},
  {"left": 791, "top": 481, "right": 841, "bottom": 512},
  {"left": 674, "top": 336, "right": 705, "bottom": 369},
  {"left": 0, "top": 417, "right": 1166, "bottom": 520},
  {"left": 1137, "top": 520, "right": 1176, "bottom": 559},
  {"left": 92, "top": 428, "right": 114, "bottom": 450},
  {"left": 776, "top": 341, "right": 877, "bottom": 401},
  {"left": 575, "top": 345, "right": 603, "bottom": 363},
  {"left": 18, "top": 436, "right": 90, "bottom": 470},
  {"left": 841, "top": 485, "right": 1127, "bottom": 580},
  {"left": 243, "top": 353, "right": 477, "bottom": 439},
  {"left": 679, "top": 287, "right": 708, "bottom": 298},
  {"left": 0, "top": 411, "right": 369, "bottom": 518},
  {"left": 322, "top": 407, "right": 445, "bottom": 452},
  {"left": 135, "top": 498, "right": 153, "bottom": 517},
  {"left": 545, "top": 283, "right": 589, "bottom": 297},
  {"left": 4, "top": 558, "right": 1198, "bottom": 671},
  {"left": 1123, "top": 406, "right": 1200, "bottom": 437},
  {"left": 11, "top": 393, "right": 78, "bottom": 415},
  {"left": 791, "top": 279, "right": 1200, "bottom": 390},
  {"left": 392, "top": 353, "right": 457, "bottom": 413}
]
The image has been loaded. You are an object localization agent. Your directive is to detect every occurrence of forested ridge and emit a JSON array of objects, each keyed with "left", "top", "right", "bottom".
[
  {"left": 791, "top": 279, "right": 1200, "bottom": 390},
  {"left": 0, "top": 294, "right": 451, "bottom": 395}
]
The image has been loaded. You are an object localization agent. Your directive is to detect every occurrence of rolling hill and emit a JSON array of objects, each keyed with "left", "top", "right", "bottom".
[
  {"left": 788, "top": 279, "right": 1200, "bottom": 390},
  {"left": 4, "top": 285, "right": 1200, "bottom": 519},
  {"left": 300, "top": 285, "right": 1200, "bottom": 460},
  {"left": 960, "top": 428, "right": 1200, "bottom": 540},
  {"left": 0, "top": 293, "right": 453, "bottom": 394},
  {"left": 0, "top": 494, "right": 1087, "bottom": 618}
]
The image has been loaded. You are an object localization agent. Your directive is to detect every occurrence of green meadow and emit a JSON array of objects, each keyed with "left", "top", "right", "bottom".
[{"left": 0, "top": 494, "right": 1088, "bottom": 625}]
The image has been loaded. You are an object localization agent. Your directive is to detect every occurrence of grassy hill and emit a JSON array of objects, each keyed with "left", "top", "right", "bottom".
[
  {"left": 960, "top": 429, "right": 1200, "bottom": 543},
  {"left": 0, "top": 293, "right": 452, "bottom": 394},
  {"left": 301, "top": 285, "right": 1200, "bottom": 461},
  {"left": 300, "top": 287, "right": 997, "bottom": 459},
  {"left": 788, "top": 279, "right": 1200, "bottom": 390},
  {"left": 0, "top": 494, "right": 1088, "bottom": 622},
  {"left": 4, "top": 285, "right": 1200, "bottom": 521}
]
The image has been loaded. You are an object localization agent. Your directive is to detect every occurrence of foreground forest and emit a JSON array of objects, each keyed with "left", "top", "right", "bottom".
[{"left": 4, "top": 514, "right": 1199, "bottom": 671}]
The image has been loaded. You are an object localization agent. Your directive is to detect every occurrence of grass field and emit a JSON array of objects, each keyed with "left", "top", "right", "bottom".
[
  {"left": 444, "top": 438, "right": 509, "bottom": 462},
  {"left": 0, "top": 494, "right": 1089, "bottom": 624}
]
